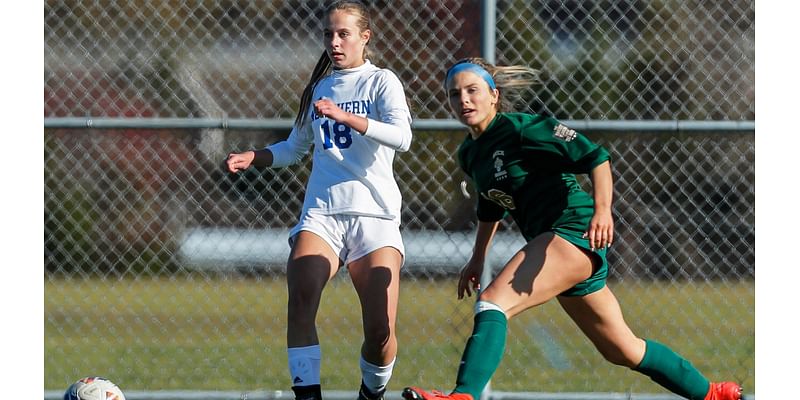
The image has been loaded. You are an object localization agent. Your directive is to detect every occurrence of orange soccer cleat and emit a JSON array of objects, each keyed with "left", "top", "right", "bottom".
[
  {"left": 704, "top": 382, "right": 743, "bottom": 400},
  {"left": 402, "top": 387, "right": 473, "bottom": 400}
]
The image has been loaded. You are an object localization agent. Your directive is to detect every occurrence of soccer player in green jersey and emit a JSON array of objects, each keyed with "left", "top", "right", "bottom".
[{"left": 401, "top": 58, "right": 742, "bottom": 400}]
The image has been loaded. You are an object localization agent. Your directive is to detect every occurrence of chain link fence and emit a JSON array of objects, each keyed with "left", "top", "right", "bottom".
[{"left": 44, "top": 1, "right": 754, "bottom": 398}]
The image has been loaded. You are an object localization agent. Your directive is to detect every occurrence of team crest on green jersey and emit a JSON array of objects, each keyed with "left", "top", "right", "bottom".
[
  {"left": 493, "top": 150, "right": 507, "bottom": 180},
  {"left": 482, "top": 188, "right": 516, "bottom": 210},
  {"left": 553, "top": 124, "right": 577, "bottom": 142}
]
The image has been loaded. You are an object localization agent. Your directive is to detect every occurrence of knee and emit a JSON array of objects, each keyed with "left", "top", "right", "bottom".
[
  {"left": 288, "top": 291, "right": 316, "bottom": 310},
  {"left": 363, "top": 321, "right": 392, "bottom": 348},
  {"left": 477, "top": 291, "right": 507, "bottom": 311}
]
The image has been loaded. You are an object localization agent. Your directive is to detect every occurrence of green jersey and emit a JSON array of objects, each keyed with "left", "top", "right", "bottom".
[{"left": 457, "top": 112, "right": 611, "bottom": 241}]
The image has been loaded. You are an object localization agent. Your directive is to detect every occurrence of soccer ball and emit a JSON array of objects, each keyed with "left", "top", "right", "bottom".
[{"left": 63, "top": 377, "right": 126, "bottom": 400}]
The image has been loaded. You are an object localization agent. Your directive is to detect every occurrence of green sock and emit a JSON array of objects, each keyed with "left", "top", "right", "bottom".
[
  {"left": 633, "top": 339, "right": 710, "bottom": 400},
  {"left": 453, "top": 310, "right": 507, "bottom": 399}
]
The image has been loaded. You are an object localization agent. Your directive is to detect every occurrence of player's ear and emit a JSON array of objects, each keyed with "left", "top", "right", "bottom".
[{"left": 361, "top": 29, "right": 371, "bottom": 45}]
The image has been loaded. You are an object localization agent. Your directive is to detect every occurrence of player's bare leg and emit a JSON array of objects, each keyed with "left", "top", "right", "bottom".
[
  {"left": 405, "top": 233, "right": 594, "bottom": 400},
  {"left": 349, "top": 246, "right": 403, "bottom": 400},
  {"left": 559, "top": 286, "right": 741, "bottom": 399},
  {"left": 286, "top": 231, "right": 340, "bottom": 400},
  {"left": 557, "top": 286, "right": 645, "bottom": 367},
  {"left": 481, "top": 233, "right": 594, "bottom": 317},
  {"left": 287, "top": 231, "right": 340, "bottom": 346}
]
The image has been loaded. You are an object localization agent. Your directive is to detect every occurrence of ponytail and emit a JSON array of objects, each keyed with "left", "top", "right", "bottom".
[{"left": 295, "top": 51, "right": 332, "bottom": 127}]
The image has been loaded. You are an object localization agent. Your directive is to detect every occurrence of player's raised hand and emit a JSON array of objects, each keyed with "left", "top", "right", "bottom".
[
  {"left": 225, "top": 151, "right": 255, "bottom": 174},
  {"left": 314, "top": 97, "right": 346, "bottom": 122}
]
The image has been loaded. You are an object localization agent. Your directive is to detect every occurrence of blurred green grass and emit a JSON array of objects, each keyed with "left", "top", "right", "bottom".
[{"left": 45, "top": 276, "right": 754, "bottom": 394}]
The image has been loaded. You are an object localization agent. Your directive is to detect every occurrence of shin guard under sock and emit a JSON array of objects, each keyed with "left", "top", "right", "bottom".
[
  {"left": 453, "top": 309, "right": 508, "bottom": 399},
  {"left": 633, "top": 339, "right": 710, "bottom": 400}
]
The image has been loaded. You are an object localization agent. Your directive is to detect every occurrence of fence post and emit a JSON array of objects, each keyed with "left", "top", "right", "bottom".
[{"left": 480, "top": 2, "right": 497, "bottom": 400}]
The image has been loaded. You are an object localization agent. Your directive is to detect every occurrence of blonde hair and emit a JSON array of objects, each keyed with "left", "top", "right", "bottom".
[
  {"left": 448, "top": 57, "right": 539, "bottom": 112},
  {"left": 294, "top": 1, "right": 372, "bottom": 127}
]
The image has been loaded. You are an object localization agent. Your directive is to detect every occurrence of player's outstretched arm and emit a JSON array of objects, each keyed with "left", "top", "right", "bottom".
[
  {"left": 225, "top": 149, "right": 274, "bottom": 173},
  {"left": 459, "top": 220, "right": 500, "bottom": 299},
  {"left": 585, "top": 160, "right": 613, "bottom": 250}
]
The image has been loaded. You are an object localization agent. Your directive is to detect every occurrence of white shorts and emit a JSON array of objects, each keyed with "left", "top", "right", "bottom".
[{"left": 288, "top": 211, "right": 405, "bottom": 266}]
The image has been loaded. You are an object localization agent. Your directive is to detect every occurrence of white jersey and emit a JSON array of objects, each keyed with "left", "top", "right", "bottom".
[{"left": 267, "top": 60, "right": 412, "bottom": 223}]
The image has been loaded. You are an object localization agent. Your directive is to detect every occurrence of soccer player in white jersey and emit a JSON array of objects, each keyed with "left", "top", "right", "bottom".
[{"left": 225, "top": 2, "right": 411, "bottom": 400}]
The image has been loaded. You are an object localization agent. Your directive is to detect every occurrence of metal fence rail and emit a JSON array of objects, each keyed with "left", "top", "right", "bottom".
[
  {"left": 44, "top": 117, "right": 755, "bottom": 131},
  {"left": 44, "top": 1, "right": 755, "bottom": 398}
]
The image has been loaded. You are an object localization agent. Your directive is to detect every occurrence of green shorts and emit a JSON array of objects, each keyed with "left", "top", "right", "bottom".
[{"left": 552, "top": 228, "right": 609, "bottom": 297}]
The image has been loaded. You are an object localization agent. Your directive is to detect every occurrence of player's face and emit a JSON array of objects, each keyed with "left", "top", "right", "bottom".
[
  {"left": 447, "top": 71, "right": 499, "bottom": 135},
  {"left": 324, "top": 10, "right": 369, "bottom": 70}
]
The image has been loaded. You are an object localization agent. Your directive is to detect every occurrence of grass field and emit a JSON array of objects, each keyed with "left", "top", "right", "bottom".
[{"left": 45, "top": 276, "right": 754, "bottom": 394}]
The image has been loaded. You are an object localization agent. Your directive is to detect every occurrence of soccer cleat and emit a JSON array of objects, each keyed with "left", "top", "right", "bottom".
[
  {"left": 402, "top": 387, "right": 473, "bottom": 400},
  {"left": 357, "top": 382, "right": 385, "bottom": 400},
  {"left": 704, "top": 382, "right": 742, "bottom": 400}
]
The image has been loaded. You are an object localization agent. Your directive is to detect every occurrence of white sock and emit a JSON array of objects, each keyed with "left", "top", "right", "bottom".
[
  {"left": 288, "top": 345, "right": 321, "bottom": 387},
  {"left": 359, "top": 356, "right": 395, "bottom": 394},
  {"left": 474, "top": 300, "right": 506, "bottom": 317}
]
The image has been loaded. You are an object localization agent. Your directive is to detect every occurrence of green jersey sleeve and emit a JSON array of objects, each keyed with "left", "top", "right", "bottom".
[
  {"left": 517, "top": 114, "right": 611, "bottom": 174},
  {"left": 476, "top": 193, "right": 507, "bottom": 222}
]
